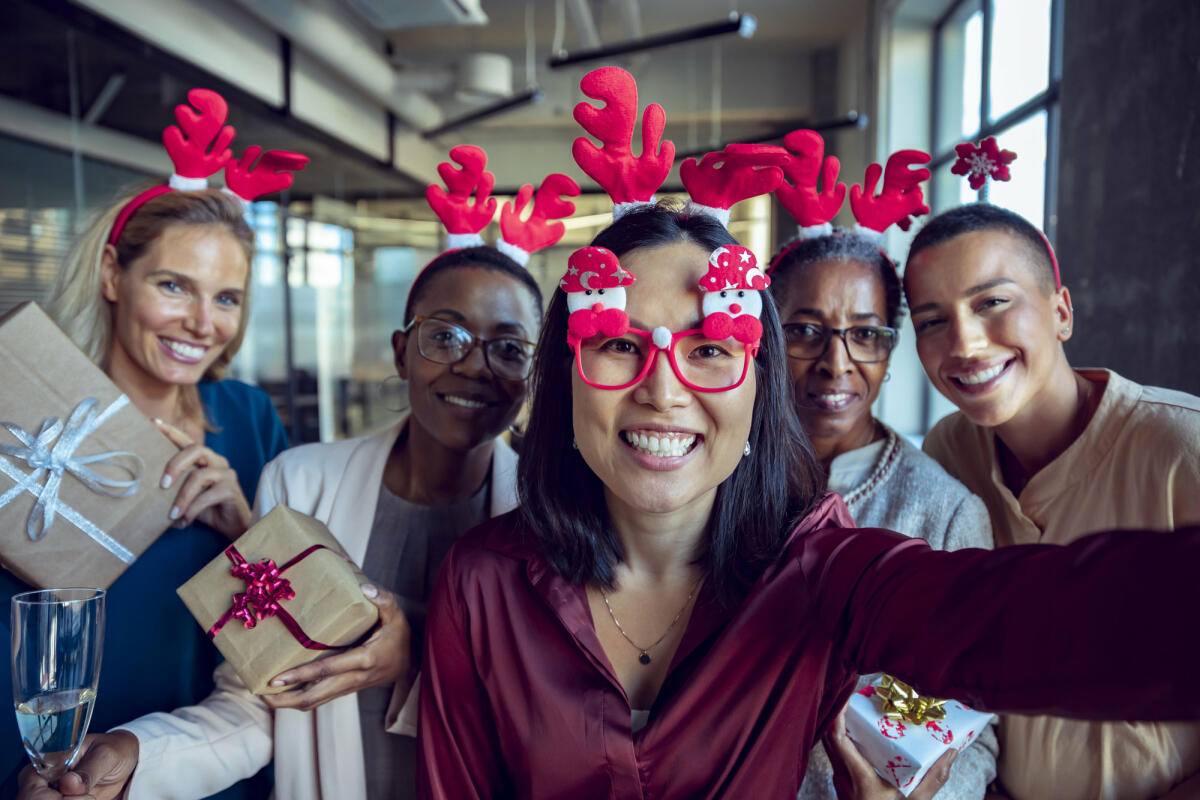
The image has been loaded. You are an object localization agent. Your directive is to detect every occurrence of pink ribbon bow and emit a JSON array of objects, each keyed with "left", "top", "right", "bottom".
[{"left": 208, "top": 544, "right": 339, "bottom": 651}]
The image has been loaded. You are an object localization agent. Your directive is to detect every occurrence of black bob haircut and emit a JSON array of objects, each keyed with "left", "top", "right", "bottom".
[
  {"left": 905, "top": 203, "right": 1057, "bottom": 293},
  {"left": 403, "top": 245, "right": 545, "bottom": 326},
  {"left": 517, "top": 204, "right": 825, "bottom": 606},
  {"left": 768, "top": 233, "right": 905, "bottom": 329}
]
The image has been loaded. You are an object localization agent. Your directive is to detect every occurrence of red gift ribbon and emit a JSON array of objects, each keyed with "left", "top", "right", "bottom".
[{"left": 207, "top": 543, "right": 339, "bottom": 650}]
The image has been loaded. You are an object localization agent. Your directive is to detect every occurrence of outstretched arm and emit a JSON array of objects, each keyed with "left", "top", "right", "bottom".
[{"left": 808, "top": 525, "right": 1200, "bottom": 720}]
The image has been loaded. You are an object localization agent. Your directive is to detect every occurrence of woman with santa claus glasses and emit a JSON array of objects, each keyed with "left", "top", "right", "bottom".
[{"left": 415, "top": 67, "right": 1200, "bottom": 800}]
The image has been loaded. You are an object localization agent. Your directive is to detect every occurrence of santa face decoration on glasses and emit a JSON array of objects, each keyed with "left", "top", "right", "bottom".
[{"left": 560, "top": 244, "right": 770, "bottom": 393}]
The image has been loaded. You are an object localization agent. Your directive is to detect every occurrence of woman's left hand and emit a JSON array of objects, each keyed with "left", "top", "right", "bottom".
[
  {"left": 154, "top": 418, "right": 252, "bottom": 540},
  {"left": 263, "top": 585, "right": 414, "bottom": 717},
  {"left": 824, "top": 707, "right": 955, "bottom": 800}
]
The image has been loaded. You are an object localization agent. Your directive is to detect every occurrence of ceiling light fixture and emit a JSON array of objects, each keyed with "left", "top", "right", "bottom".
[
  {"left": 422, "top": 87, "right": 546, "bottom": 139},
  {"left": 547, "top": 12, "right": 756, "bottom": 69},
  {"left": 672, "top": 112, "right": 869, "bottom": 162}
]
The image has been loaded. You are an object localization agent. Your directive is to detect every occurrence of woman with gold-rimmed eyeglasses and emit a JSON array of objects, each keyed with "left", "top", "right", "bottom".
[{"left": 770, "top": 232, "right": 997, "bottom": 800}]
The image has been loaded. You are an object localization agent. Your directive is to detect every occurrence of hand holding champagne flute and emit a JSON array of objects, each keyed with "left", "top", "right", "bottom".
[{"left": 11, "top": 590, "right": 104, "bottom": 786}]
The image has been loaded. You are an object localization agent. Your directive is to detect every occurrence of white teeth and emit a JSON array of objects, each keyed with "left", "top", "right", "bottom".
[
  {"left": 622, "top": 431, "right": 696, "bottom": 457},
  {"left": 820, "top": 393, "right": 852, "bottom": 403},
  {"left": 164, "top": 340, "right": 206, "bottom": 360},
  {"left": 957, "top": 364, "right": 1005, "bottom": 385},
  {"left": 444, "top": 395, "right": 487, "bottom": 409}
]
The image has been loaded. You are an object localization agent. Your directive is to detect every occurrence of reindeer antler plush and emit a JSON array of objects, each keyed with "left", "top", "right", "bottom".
[
  {"left": 572, "top": 66, "right": 675, "bottom": 218},
  {"left": 849, "top": 149, "right": 932, "bottom": 242},
  {"left": 425, "top": 145, "right": 499, "bottom": 249},
  {"left": 109, "top": 88, "right": 309, "bottom": 246},
  {"left": 498, "top": 173, "right": 581, "bottom": 266},
  {"left": 680, "top": 143, "right": 790, "bottom": 227},
  {"left": 774, "top": 129, "right": 847, "bottom": 237}
]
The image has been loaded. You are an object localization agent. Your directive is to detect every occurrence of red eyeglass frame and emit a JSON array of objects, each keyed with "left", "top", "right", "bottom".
[{"left": 570, "top": 325, "right": 758, "bottom": 393}]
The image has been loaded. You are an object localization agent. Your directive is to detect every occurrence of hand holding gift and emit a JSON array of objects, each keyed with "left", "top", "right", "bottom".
[
  {"left": 262, "top": 583, "right": 413, "bottom": 717},
  {"left": 841, "top": 675, "right": 993, "bottom": 797},
  {"left": 825, "top": 707, "right": 957, "bottom": 800},
  {"left": 177, "top": 505, "right": 380, "bottom": 695}
]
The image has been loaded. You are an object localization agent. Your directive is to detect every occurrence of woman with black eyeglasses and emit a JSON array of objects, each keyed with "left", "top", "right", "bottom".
[
  {"left": 22, "top": 246, "right": 543, "bottom": 800},
  {"left": 770, "top": 233, "right": 997, "bottom": 800}
]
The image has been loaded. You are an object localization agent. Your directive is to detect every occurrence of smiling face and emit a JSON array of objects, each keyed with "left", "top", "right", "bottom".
[
  {"left": 905, "top": 229, "right": 1072, "bottom": 430},
  {"left": 777, "top": 259, "right": 889, "bottom": 462},
  {"left": 101, "top": 224, "right": 248, "bottom": 390},
  {"left": 571, "top": 240, "right": 755, "bottom": 517},
  {"left": 395, "top": 265, "right": 541, "bottom": 452}
]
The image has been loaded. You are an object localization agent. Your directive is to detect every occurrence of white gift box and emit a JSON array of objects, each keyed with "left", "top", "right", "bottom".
[{"left": 844, "top": 676, "right": 994, "bottom": 796}]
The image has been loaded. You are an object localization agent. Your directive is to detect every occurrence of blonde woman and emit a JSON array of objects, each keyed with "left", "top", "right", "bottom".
[{"left": 1, "top": 187, "right": 287, "bottom": 800}]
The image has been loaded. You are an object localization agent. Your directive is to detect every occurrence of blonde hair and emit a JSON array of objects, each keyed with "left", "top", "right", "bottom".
[{"left": 47, "top": 185, "right": 256, "bottom": 427}]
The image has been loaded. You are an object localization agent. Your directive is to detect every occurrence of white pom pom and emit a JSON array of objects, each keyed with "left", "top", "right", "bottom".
[
  {"left": 852, "top": 224, "right": 885, "bottom": 247},
  {"left": 683, "top": 202, "right": 731, "bottom": 227},
  {"left": 445, "top": 232, "right": 485, "bottom": 250},
  {"left": 799, "top": 222, "right": 834, "bottom": 239},
  {"left": 496, "top": 238, "right": 530, "bottom": 266},
  {"left": 169, "top": 174, "right": 208, "bottom": 191},
  {"left": 612, "top": 199, "right": 657, "bottom": 220}
]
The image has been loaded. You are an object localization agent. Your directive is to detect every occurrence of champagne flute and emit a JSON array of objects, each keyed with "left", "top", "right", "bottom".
[{"left": 10, "top": 588, "right": 105, "bottom": 783}]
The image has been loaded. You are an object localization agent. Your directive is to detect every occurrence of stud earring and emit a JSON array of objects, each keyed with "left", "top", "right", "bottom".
[
  {"left": 743, "top": 441, "right": 751, "bottom": 457},
  {"left": 883, "top": 371, "right": 891, "bottom": 383},
  {"left": 572, "top": 438, "right": 579, "bottom": 450},
  {"left": 1061, "top": 326, "right": 1071, "bottom": 335}
]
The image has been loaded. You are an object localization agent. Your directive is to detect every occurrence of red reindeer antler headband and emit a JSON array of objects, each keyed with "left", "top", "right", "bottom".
[
  {"left": 572, "top": 67, "right": 675, "bottom": 219},
  {"left": 769, "top": 129, "right": 930, "bottom": 272},
  {"left": 109, "top": 89, "right": 308, "bottom": 246},
  {"left": 426, "top": 145, "right": 578, "bottom": 265}
]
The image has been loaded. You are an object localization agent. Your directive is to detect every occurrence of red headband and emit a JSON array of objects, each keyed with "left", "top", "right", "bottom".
[{"left": 108, "top": 89, "right": 308, "bottom": 247}]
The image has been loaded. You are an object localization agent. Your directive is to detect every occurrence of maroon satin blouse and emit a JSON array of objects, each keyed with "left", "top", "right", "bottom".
[{"left": 418, "top": 493, "right": 1200, "bottom": 799}]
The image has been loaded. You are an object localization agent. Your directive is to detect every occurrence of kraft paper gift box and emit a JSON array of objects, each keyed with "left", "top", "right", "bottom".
[
  {"left": 177, "top": 505, "right": 379, "bottom": 695},
  {"left": 0, "top": 302, "right": 179, "bottom": 589},
  {"left": 844, "top": 675, "right": 994, "bottom": 796}
]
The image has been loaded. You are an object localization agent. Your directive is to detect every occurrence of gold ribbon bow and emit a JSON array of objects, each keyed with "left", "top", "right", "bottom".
[{"left": 876, "top": 675, "right": 947, "bottom": 725}]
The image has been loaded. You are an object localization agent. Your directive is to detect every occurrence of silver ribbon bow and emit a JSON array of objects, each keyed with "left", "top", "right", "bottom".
[{"left": 0, "top": 396, "right": 143, "bottom": 563}]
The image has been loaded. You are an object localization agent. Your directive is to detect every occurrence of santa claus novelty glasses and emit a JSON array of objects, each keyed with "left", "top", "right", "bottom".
[{"left": 562, "top": 245, "right": 770, "bottom": 393}]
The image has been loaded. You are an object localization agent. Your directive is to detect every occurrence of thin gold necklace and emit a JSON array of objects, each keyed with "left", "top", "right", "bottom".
[{"left": 600, "top": 579, "right": 702, "bottom": 665}]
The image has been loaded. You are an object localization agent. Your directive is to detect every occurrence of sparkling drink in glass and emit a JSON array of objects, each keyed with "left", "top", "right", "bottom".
[{"left": 11, "top": 588, "right": 105, "bottom": 783}]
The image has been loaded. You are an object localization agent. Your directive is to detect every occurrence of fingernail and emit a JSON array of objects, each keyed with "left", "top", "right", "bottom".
[
  {"left": 270, "top": 678, "right": 287, "bottom": 687},
  {"left": 161, "top": 474, "right": 173, "bottom": 489},
  {"left": 169, "top": 506, "right": 181, "bottom": 520},
  {"left": 152, "top": 417, "right": 163, "bottom": 425},
  {"left": 362, "top": 584, "right": 378, "bottom": 598}
]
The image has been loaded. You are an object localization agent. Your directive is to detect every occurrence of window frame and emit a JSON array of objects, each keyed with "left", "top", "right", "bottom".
[{"left": 927, "top": 0, "right": 1063, "bottom": 241}]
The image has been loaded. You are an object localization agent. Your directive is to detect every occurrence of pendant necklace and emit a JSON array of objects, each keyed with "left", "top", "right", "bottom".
[{"left": 600, "top": 579, "right": 702, "bottom": 665}]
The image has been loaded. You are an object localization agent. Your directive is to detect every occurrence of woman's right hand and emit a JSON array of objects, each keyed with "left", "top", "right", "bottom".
[
  {"left": 16, "top": 731, "right": 138, "bottom": 800},
  {"left": 824, "top": 708, "right": 955, "bottom": 800}
]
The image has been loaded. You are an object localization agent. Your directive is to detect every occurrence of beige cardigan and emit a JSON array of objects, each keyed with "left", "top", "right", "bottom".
[{"left": 120, "top": 421, "right": 519, "bottom": 800}]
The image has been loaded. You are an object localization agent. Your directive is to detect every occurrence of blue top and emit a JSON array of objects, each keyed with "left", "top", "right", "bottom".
[{"left": 0, "top": 380, "right": 288, "bottom": 798}]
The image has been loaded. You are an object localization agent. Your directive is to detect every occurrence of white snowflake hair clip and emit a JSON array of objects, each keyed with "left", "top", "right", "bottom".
[{"left": 697, "top": 245, "right": 770, "bottom": 352}]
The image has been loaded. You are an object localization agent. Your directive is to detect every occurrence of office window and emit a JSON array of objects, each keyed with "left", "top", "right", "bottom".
[{"left": 930, "top": 0, "right": 1061, "bottom": 235}]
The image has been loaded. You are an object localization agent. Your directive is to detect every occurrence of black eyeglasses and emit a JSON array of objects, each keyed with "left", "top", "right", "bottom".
[
  {"left": 403, "top": 317, "right": 536, "bottom": 380},
  {"left": 782, "top": 323, "right": 898, "bottom": 363}
]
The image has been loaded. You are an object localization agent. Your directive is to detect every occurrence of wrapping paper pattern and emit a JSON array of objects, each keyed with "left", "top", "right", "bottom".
[{"left": 845, "top": 677, "right": 994, "bottom": 795}]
